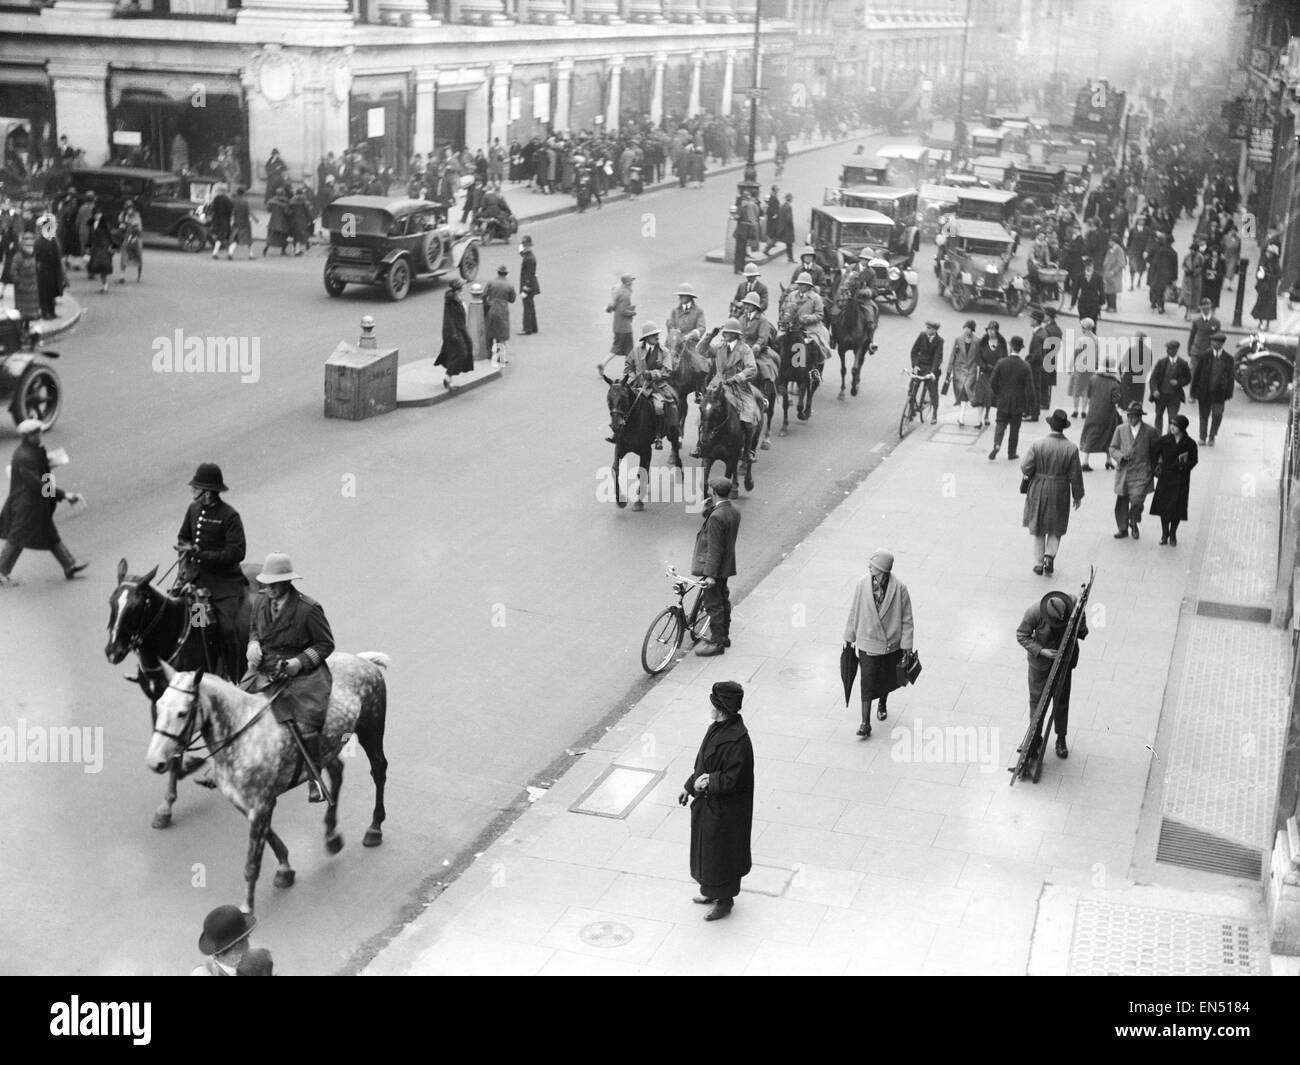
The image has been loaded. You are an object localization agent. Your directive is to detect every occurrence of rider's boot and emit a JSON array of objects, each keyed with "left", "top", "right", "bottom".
[
  {"left": 606, "top": 412, "right": 620, "bottom": 445},
  {"left": 653, "top": 410, "right": 665, "bottom": 450},
  {"left": 303, "top": 731, "right": 327, "bottom": 804}
]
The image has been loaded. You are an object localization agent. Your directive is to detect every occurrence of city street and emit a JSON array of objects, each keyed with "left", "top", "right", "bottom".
[{"left": 0, "top": 132, "right": 959, "bottom": 975}]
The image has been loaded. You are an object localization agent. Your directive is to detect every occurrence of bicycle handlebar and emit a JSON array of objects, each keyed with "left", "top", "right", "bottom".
[{"left": 903, "top": 370, "right": 936, "bottom": 380}]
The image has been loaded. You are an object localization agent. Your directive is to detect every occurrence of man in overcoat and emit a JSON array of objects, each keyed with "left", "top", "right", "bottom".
[
  {"left": 0, "top": 419, "right": 87, "bottom": 584},
  {"left": 1075, "top": 257, "right": 1106, "bottom": 324},
  {"left": 1020, "top": 410, "right": 1085, "bottom": 576},
  {"left": 177, "top": 462, "right": 248, "bottom": 679},
  {"left": 1025, "top": 308, "right": 1050, "bottom": 420},
  {"left": 988, "top": 336, "right": 1036, "bottom": 461},
  {"left": 484, "top": 264, "right": 516, "bottom": 364},
  {"left": 1108, "top": 401, "right": 1160, "bottom": 540},
  {"left": 243, "top": 553, "right": 335, "bottom": 803},
  {"left": 518, "top": 235, "right": 540, "bottom": 335},
  {"left": 679, "top": 680, "right": 754, "bottom": 923},
  {"left": 1189, "top": 332, "right": 1234, "bottom": 446},
  {"left": 1148, "top": 339, "right": 1191, "bottom": 435},
  {"left": 1016, "top": 590, "right": 1088, "bottom": 759},
  {"left": 691, "top": 476, "right": 741, "bottom": 658}
]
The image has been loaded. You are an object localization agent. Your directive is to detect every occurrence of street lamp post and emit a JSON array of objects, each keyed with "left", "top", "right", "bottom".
[
  {"left": 954, "top": 0, "right": 972, "bottom": 156},
  {"left": 742, "top": 2, "right": 762, "bottom": 188}
]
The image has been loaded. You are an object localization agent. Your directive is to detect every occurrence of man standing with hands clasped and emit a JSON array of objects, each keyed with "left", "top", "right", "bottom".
[
  {"left": 691, "top": 476, "right": 741, "bottom": 657},
  {"left": 678, "top": 680, "right": 755, "bottom": 923}
]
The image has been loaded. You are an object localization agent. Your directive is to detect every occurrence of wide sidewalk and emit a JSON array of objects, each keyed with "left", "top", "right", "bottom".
[{"left": 363, "top": 380, "right": 1294, "bottom": 975}]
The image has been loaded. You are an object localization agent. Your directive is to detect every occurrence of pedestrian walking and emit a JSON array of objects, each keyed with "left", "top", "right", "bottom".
[
  {"left": 973, "top": 321, "right": 1007, "bottom": 427},
  {"left": 1025, "top": 309, "right": 1050, "bottom": 420},
  {"left": 1075, "top": 258, "right": 1105, "bottom": 324},
  {"left": 1108, "top": 401, "right": 1159, "bottom": 540},
  {"left": 1102, "top": 233, "right": 1125, "bottom": 313},
  {"left": 435, "top": 279, "right": 475, "bottom": 390},
  {"left": 1125, "top": 215, "right": 1151, "bottom": 290},
  {"left": 988, "top": 335, "right": 1035, "bottom": 460},
  {"left": 1189, "top": 331, "right": 1234, "bottom": 446},
  {"left": 1186, "top": 298, "right": 1220, "bottom": 376},
  {"left": 1068, "top": 317, "right": 1098, "bottom": 419},
  {"left": 74, "top": 192, "right": 95, "bottom": 266},
  {"left": 1148, "top": 339, "right": 1191, "bottom": 435},
  {"left": 1221, "top": 225, "right": 1241, "bottom": 290},
  {"left": 208, "top": 184, "right": 233, "bottom": 259},
  {"left": 9, "top": 230, "right": 39, "bottom": 326},
  {"left": 1179, "top": 241, "right": 1205, "bottom": 319},
  {"left": 1201, "top": 242, "right": 1225, "bottom": 309},
  {"left": 842, "top": 549, "right": 914, "bottom": 738},
  {"left": 1252, "top": 244, "right": 1281, "bottom": 329},
  {"left": 1147, "top": 232, "right": 1178, "bottom": 314},
  {"left": 1020, "top": 410, "right": 1085, "bottom": 576},
  {"left": 191, "top": 905, "right": 256, "bottom": 976},
  {"left": 771, "top": 193, "right": 796, "bottom": 262},
  {"left": 597, "top": 273, "right": 636, "bottom": 378},
  {"left": 85, "top": 206, "right": 116, "bottom": 293},
  {"left": 231, "top": 187, "right": 256, "bottom": 260},
  {"left": 263, "top": 187, "right": 290, "bottom": 256},
  {"left": 1015, "top": 589, "right": 1088, "bottom": 759},
  {"left": 1150, "top": 414, "right": 1199, "bottom": 546},
  {"left": 288, "top": 186, "right": 314, "bottom": 255},
  {"left": 0, "top": 420, "right": 88, "bottom": 585},
  {"left": 518, "top": 234, "right": 539, "bottom": 335},
  {"left": 33, "top": 224, "right": 65, "bottom": 318},
  {"left": 484, "top": 264, "right": 516, "bottom": 365},
  {"left": 1078, "top": 356, "right": 1122, "bottom": 471},
  {"left": 690, "top": 475, "right": 741, "bottom": 658},
  {"left": 945, "top": 318, "right": 980, "bottom": 427},
  {"left": 677, "top": 680, "right": 754, "bottom": 924}
]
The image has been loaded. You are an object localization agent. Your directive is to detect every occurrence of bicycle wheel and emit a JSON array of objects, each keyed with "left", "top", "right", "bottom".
[
  {"left": 899, "top": 394, "right": 916, "bottom": 438},
  {"left": 918, "top": 386, "right": 933, "bottom": 425},
  {"left": 641, "top": 606, "right": 686, "bottom": 674}
]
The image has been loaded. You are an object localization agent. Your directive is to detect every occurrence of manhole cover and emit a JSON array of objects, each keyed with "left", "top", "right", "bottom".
[
  {"left": 779, "top": 667, "right": 813, "bottom": 681},
  {"left": 579, "top": 921, "right": 635, "bottom": 948}
]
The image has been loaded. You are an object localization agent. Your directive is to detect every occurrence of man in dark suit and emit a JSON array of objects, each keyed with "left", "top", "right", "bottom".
[
  {"left": 1075, "top": 258, "right": 1106, "bottom": 324},
  {"left": 989, "top": 336, "right": 1036, "bottom": 460},
  {"left": 909, "top": 320, "right": 944, "bottom": 423},
  {"left": 518, "top": 234, "right": 539, "bottom": 335},
  {"left": 243, "top": 553, "right": 336, "bottom": 803},
  {"left": 177, "top": 462, "right": 248, "bottom": 679},
  {"left": 691, "top": 476, "right": 741, "bottom": 657},
  {"left": 1148, "top": 339, "right": 1191, "bottom": 434},
  {"left": 765, "top": 185, "right": 780, "bottom": 245},
  {"left": 768, "top": 193, "right": 796, "bottom": 262},
  {"left": 1186, "top": 298, "right": 1220, "bottom": 375},
  {"left": 733, "top": 262, "right": 768, "bottom": 314}
]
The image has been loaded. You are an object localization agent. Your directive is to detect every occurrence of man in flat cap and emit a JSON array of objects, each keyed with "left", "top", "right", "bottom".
[
  {"left": 691, "top": 475, "right": 741, "bottom": 657},
  {"left": 1109, "top": 401, "right": 1159, "bottom": 540},
  {"left": 1016, "top": 589, "right": 1088, "bottom": 759},
  {"left": 1148, "top": 339, "right": 1191, "bottom": 436},
  {"left": 679, "top": 680, "right": 754, "bottom": 922},
  {"left": 1189, "top": 331, "right": 1234, "bottom": 446},
  {"left": 909, "top": 320, "right": 944, "bottom": 423}
]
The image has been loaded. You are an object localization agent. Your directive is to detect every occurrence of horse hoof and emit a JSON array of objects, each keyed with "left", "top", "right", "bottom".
[
  {"left": 631, "top": 500, "right": 645, "bottom": 512},
  {"left": 837, "top": 389, "right": 845, "bottom": 400},
  {"left": 616, "top": 498, "right": 627, "bottom": 509},
  {"left": 851, "top": 385, "right": 859, "bottom": 397},
  {"left": 325, "top": 834, "right": 344, "bottom": 856},
  {"left": 151, "top": 811, "right": 172, "bottom": 830},
  {"left": 779, "top": 428, "right": 788, "bottom": 437},
  {"left": 760, "top": 439, "right": 771, "bottom": 451},
  {"left": 745, "top": 475, "right": 754, "bottom": 492},
  {"left": 273, "top": 868, "right": 296, "bottom": 888},
  {"left": 363, "top": 828, "right": 383, "bottom": 848}
]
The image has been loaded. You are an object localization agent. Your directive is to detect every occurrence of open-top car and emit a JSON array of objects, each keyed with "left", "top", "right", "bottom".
[
  {"left": 0, "top": 310, "right": 61, "bottom": 430},
  {"left": 809, "top": 204, "right": 919, "bottom": 316},
  {"left": 936, "top": 219, "right": 1027, "bottom": 316},
  {"left": 321, "top": 195, "right": 480, "bottom": 301},
  {"left": 65, "top": 167, "right": 212, "bottom": 252}
]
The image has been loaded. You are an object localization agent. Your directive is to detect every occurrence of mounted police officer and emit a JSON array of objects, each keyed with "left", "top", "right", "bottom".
[
  {"left": 621, "top": 321, "right": 680, "bottom": 450},
  {"left": 732, "top": 262, "right": 769, "bottom": 315},
  {"left": 696, "top": 318, "right": 762, "bottom": 461},
  {"left": 789, "top": 245, "right": 827, "bottom": 292},
  {"left": 176, "top": 463, "right": 248, "bottom": 680},
  {"left": 780, "top": 272, "right": 831, "bottom": 378},
  {"left": 738, "top": 291, "right": 779, "bottom": 391},
  {"left": 666, "top": 281, "right": 707, "bottom": 365},
  {"left": 242, "top": 553, "right": 336, "bottom": 804}
]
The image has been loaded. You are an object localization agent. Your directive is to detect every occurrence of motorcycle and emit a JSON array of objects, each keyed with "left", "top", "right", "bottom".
[
  {"left": 474, "top": 211, "right": 518, "bottom": 245},
  {"left": 1235, "top": 332, "right": 1296, "bottom": 403}
]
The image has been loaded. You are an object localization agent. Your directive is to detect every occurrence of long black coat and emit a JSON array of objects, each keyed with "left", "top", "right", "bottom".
[
  {"left": 435, "top": 289, "right": 475, "bottom": 375},
  {"left": 1075, "top": 271, "right": 1105, "bottom": 321},
  {"left": 685, "top": 714, "right": 754, "bottom": 890},
  {"left": 519, "top": 250, "right": 539, "bottom": 297},
  {"left": 0, "top": 439, "right": 67, "bottom": 549},
  {"left": 1149, "top": 433, "right": 1199, "bottom": 521},
  {"left": 691, "top": 497, "right": 740, "bottom": 579},
  {"left": 990, "top": 355, "right": 1035, "bottom": 415}
]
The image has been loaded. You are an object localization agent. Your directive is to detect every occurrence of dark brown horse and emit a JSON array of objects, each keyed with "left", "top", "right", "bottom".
[
  {"left": 605, "top": 378, "right": 683, "bottom": 511},
  {"left": 106, "top": 557, "right": 261, "bottom": 829},
  {"left": 697, "top": 385, "right": 757, "bottom": 494},
  {"left": 830, "top": 291, "right": 880, "bottom": 399},
  {"left": 146, "top": 657, "right": 390, "bottom": 914}
]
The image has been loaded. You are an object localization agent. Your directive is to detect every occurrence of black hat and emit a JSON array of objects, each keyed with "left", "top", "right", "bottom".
[
  {"left": 1043, "top": 306, "right": 1058, "bottom": 317},
  {"left": 1040, "top": 591, "right": 1072, "bottom": 624},
  {"left": 1211, "top": 331, "right": 1226, "bottom": 343},
  {"left": 1010, "top": 335, "right": 1025, "bottom": 351},
  {"left": 1126, "top": 401, "right": 1146, "bottom": 415},
  {"left": 709, "top": 681, "right": 744, "bottom": 714},
  {"left": 1165, "top": 339, "right": 1180, "bottom": 351},
  {"left": 1047, "top": 409, "right": 1070, "bottom": 431},
  {"left": 1172, "top": 413, "right": 1191, "bottom": 431},
  {"left": 198, "top": 905, "right": 256, "bottom": 955},
  {"left": 189, "top": 462, "right": 228, "bottom": 493},
  {"left": 496, "top": 265, "right": 508, "bottom": 275},
  {"left": 1029, "top": 307, "right": 1045, "bottom": 323}
]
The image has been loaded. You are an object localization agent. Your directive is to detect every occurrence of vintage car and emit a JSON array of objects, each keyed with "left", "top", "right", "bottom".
[
  {"left": 969, "top": 127, "right": 1009, "bottom": 156},
  {"left": 918, "top": 183, "right": 961, "bottom": 240},
  {"left": 65, "top": 167, "right": 213, "bottom": 252},
  {"left": 967, "top": 156, "right": 1019, "bottom": 189},
  {"left": 826, "top": 157, "right": 890, "bottom": 197},
  {"left": 1235, "top": 332, "right": 1296, "bottom": 402},
  {"left": 955, "top": 188, "right": 1020, "bottom": 241},
  {"left": 321, "top": 195, "right": 480, "bottom": 301},
  {"left": 0, "top": 310, "right": 61, "bottom": 430},
  {"left": 809, "top": 204, "right": 919, "bottom": 316},
  {"left": 1015, "top": 163, "right": 1067, "bottom": 205},
  {"left": 875, "top": 144, "right": 941, "bottom": 188},
  {"left": 835, "top": 187, "right": 921, "bottom": 265},
  {"left": 935, "top": 219, "right": 1027, "bottom": 316}
]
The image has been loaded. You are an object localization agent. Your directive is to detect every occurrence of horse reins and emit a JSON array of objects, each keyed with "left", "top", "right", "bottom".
[{"left": 152, "top": 677, "right": 281, "bottom": 771}]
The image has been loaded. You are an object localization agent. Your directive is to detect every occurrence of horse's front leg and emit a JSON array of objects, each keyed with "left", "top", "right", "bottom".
[
  {"left": 852, "top": 347, "right": 865, "bottom": 396},
  {"left": 838, "top": 349, "right": 847, "bottom": 399},
  {"left": 242, "top": 805, "right": 277, "bottom": 914},
  {"left": 779, "top": 384, "right": 791, "bottom": 436},
  {"left": 612, "top": 447, "right": 626, "bottom": 509},
  {"left": 152, "top": 761, "right": 180, "bottom": 830},
  {"left": 761, "top": 383, "right": 774, "bottom": 449},
  {"left": 324, "top": 757, "right": 345, "bottom": 855},
  {"left": 631, "top": 453, "right": 649, "bottom": 512},
  {"left": 267, "top": 826, "right": 295, "bottom": 888}
]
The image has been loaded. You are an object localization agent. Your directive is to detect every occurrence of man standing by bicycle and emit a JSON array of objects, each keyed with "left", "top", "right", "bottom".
[
  {"left": 909, "top": 320, "right": 944, "bottom": 424},
  {"left": 691, "top": 476, "right": 741, "bottom": 658}
]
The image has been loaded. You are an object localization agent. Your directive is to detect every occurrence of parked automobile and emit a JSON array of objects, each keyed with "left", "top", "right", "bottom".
[
  {"left": 1235, "top": 332, "right": 1296, "bottom": 402},
  {"left": 809, "top": 204, "right": 919, "bottom": 316},
  {"left": 321, "top": 195, "right": 480, "bottom": 302},
  {"left": 936, "top": 219, "right": 1027, "bottom": 316},
  {"left": 0, "top": 310, "right": 62, "bottom": 430},
  {"left": 64, "top": 167, "right": 212, "bottom": 252}
]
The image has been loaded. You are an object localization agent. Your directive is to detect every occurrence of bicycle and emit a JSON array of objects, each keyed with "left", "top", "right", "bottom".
[
  {"left": 640, "top": 563, "right": 711, "bottom": 675},
  {"left": 899, "top": 369, "right": 936, "bottom": 438}
]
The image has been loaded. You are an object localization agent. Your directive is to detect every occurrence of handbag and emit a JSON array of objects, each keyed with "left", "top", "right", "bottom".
[
  {"left": 940, "top": 376, "right": 951, "bottom": 395},
  {"left": 1019, "top": 474, "right": 1032, "bottom": 495},
  {"left": 895, "top": 649, "right": 923, "bottom": 687}
]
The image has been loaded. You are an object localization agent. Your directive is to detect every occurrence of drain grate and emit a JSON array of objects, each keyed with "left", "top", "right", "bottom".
[
  {"left": 1068, "top": 899, "right": 1265, "bottom": 975},
  {"left": 1195, "top": 601, "right": 1273, "bottom": 624},
  {"left": 1156, "top": 819, "right": 1263, "bottom": 880}
]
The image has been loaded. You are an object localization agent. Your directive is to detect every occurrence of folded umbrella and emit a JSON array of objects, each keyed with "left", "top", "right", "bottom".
[{"left": 840, "top": 642, "right": 858, "bottom": 707}]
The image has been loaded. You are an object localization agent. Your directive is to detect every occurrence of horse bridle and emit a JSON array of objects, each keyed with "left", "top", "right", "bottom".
[{"left": 152, "top": 674, "right": 276, "bottom": 772}]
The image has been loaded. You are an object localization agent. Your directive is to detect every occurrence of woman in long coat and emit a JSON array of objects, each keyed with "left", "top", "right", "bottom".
[
  {"left": 1067, "top": 318, "right": 1098, "bottom": 418},
  {"left": 973, "top": 322, "right": 1007, "bottom": 427},
  {"left": 1147, "top": 232, "right": 1179, "bottom": 313},
  {"left": 1021, "top": 409, "right": 1086, "bottom": 576},
  {"left": 679, "top": 681, "right": 754, "bottom": 922},
  {"left": 85, "top": 208, "right": 116, "bottom": 293},
  {"left": 1252, "top": 245, "right": 1281, "bottom": 328},
  {"left": 1179, "top": 243, "right": 1205, "bottom": 318},
  {"left": 1102, "top": 235, "right": 1126, "bottom": 312},
  {"left": 1078, "top": 361, "right": 1123, "bottom": 470},
  {"left": 944, "top": 319, "right": 980, "bottom": 426},
  {"left": 843, "top": 550, "right": 913, "bottom": 737},
  {"left": 0, "top": 423, "right": 86, "bottom": 582},
  {"left": 435, "top": 279, "right": 475, "bottom": 389},
  {"left": 1149, "top": 413, "right": 1199, "bottom": 546}
]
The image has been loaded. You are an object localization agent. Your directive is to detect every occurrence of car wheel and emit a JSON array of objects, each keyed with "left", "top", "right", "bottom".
[
  {"left": 323, "top": 269, "right": 346, "bottom": 297},
  {"left": 459, "top": 243, "right": 480, "bottom": 282},
  {"left": 896, "top": 284, "right": 918, "bottom": 316},
  {"left": 1243, "top": 357, "right": 1290, "bottom": 403},
  {"left": 951, "top": 284, "right": 973, "bottom": 312},
  {"left": 177, "top": 222, "right": 206, "bottom": 253},
  {"left": 10, "top": 364, "right": 61, "bottom": 431},
  {"left": 1006, "top": 289, "right": 1024, "bottom": 316},
  {"left": 384, "top": 259, "right": 412, "bottom": 301}
]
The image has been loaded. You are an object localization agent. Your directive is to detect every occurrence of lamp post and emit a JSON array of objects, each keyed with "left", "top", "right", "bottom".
[
  {"left": 954, "top": 0, "right": 972, "bottom": 158},
  {"left": 742, "top": 2, "right": 762, "bottom": 190}
]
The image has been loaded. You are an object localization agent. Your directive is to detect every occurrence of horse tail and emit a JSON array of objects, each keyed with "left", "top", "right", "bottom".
[{"left": 357, "top": 651, "right": 392, "bottom": 670}]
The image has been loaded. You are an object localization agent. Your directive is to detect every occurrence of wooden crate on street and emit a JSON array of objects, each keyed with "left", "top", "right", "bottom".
[{"left": 324, "top": 341, "right": 398, "bottom": 420}]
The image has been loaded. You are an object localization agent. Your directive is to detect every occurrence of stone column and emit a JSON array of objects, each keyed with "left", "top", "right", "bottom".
[
  {"left": 490, "top": 65, "right": 511, "bottom": 148},
  {"left": 377, "top": 0, "right": 439, "bottom": 25},
  {"left": 46, "top": 58, "right": 109, "bottom": 166},
  {"left": 415, "top": 69, "right": 437, "bottom": 156},
  {"left": 554, "top": 58, "right": 574, "bottom": 133},
  {"left": 521, "top": 0, "right": 573, "bottom": 22},
  {"left": 687, "top": 50, "right": 704, "bottom": 117},
  {"left": 576, "top": 0, "right": 623, "bottom": 22},
  {"left": 604, "top": 56, "right": 624, "bottom": 132},
  {"left": 626, "top": 0, "right": 666, "bottom": 22},
  {"left": 665, "top": 0, "right": 701, "bottom": 21},
  {"left": 450, "top": 0, "right": 513, "bottom": 23},
  {"left": 650, "top": 52, "right": 667, "bottom": 126},
  {"left": 702, "top": 0, "right": 735, "bottom": 21},
  {"left": 720, "top": 49, "right": 736, "bottom": 117}
]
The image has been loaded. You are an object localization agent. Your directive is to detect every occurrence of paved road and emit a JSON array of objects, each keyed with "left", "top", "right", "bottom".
[{"left": 0, "top": 132, "right": 1143, "bottom": 974}]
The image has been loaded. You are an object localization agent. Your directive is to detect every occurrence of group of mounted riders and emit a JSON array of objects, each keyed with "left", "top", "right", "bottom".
[{"left": 603, "top": 244, "right": 883, "bottom": 476}]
